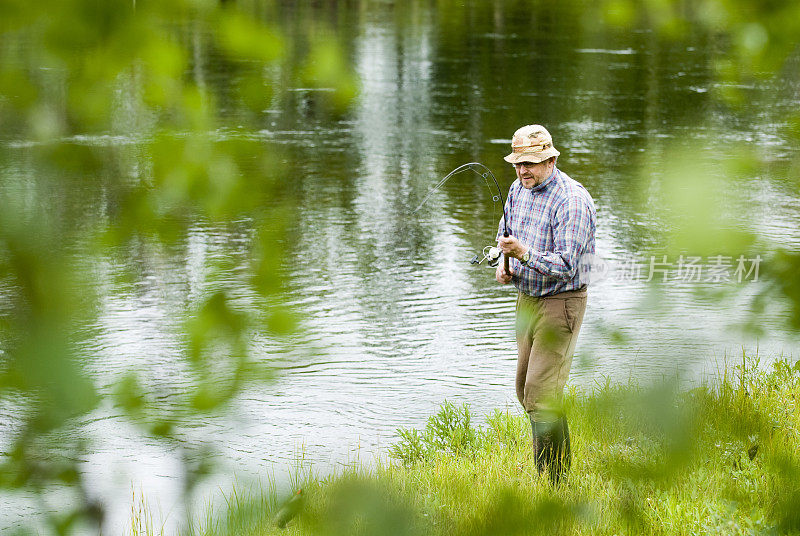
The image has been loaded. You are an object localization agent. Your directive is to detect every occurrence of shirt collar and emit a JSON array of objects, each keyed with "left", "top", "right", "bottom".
[{"left": 529, "top": 166, "right": 557, "bottom": 192}]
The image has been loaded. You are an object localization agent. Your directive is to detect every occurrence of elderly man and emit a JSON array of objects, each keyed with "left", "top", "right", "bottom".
[{"left": 496, "top": 124, "right": 596, "bottom": 485}]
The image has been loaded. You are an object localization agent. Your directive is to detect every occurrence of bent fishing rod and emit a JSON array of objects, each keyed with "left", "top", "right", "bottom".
[{"left": 412, "top": 162, "right": 511, "bottom": 274}]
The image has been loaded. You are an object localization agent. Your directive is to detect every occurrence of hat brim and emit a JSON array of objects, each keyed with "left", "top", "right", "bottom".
[{"left": 503, "top": 147, "right": 560, "bottom": 164}]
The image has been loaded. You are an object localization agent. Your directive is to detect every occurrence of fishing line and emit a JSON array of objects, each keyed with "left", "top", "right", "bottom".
[
  {"left": 412, "top": 162, "right": 509, "bottom": 237},
  {"left": 413, "top": 162, "right": 511, "bottom": 271}
]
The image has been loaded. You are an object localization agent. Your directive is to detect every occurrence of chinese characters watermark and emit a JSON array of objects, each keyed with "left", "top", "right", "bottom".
[{"left": 578, "top": 254, "right": 761, "bottom": 284}]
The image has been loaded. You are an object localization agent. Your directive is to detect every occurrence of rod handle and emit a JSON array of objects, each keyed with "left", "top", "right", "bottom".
[{"left": 503, "top": 231, "right": 510, "bottom": 275}]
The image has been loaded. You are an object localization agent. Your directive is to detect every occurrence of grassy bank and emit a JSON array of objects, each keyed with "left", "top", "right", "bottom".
[{"left": 134, "top": 356, "right": 800, "bottom": 535}]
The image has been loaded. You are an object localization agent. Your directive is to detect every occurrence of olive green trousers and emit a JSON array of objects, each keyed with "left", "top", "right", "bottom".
[{"left": 515, "top": 288, "right": 587, "bottom": 421}]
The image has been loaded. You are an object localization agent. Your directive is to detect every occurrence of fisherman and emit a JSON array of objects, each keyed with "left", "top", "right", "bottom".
[{"left": 495, "top": 124, "right": 596, "bottom": 485}]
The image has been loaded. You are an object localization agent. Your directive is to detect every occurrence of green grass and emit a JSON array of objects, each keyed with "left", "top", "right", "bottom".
[{"left": 132, "top": 355, "right": 800, "bottom": 535}]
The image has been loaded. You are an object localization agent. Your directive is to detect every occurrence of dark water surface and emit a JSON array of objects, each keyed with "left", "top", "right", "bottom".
[{"left": 2, "top": 3, "right": 799, "bottom": 532}]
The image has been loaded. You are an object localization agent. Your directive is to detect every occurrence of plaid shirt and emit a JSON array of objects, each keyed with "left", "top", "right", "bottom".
[{"left": 497, "top": 167, "right": 596, "bottom": 297}]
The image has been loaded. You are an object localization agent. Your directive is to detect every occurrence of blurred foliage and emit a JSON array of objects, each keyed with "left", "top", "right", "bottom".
[
  {"left": 0, "top": 0, "right": 356, "bottom": 533},
  {"left": 762, "top": 250, "right": 800, "bottom": 329},
  {"left": 589, "top": 0, "right": 800, "bottom": 324}
]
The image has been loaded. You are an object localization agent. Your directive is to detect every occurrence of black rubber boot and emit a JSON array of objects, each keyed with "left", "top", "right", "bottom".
[
  {"left": 530, "top": 414, "right": 571, "bottom": 486},
  {"left": 530, "top": 416, "right": 557, "bottom": 475},
  {"left": 550, "top": 416, "right": 571, "bottom": 485}
]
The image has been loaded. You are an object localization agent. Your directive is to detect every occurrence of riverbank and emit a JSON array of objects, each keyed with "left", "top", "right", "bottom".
[{"left": 133, "top": 356, "right": 800, "bottom": 535}]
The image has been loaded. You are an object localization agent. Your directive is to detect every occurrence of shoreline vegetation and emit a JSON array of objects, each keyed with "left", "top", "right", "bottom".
[{"left": 132, "top": 356, "right": 800, "bottom": 535}]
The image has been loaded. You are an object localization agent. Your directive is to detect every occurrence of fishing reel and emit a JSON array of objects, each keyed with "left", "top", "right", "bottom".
[{"left": 470, "top": 245, "right": 502, "bottom": 267}]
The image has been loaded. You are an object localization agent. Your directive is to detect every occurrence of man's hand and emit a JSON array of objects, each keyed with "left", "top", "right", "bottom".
[
  {"left": 498, "top": 235, "right": 528, "bottom": 260},
  {"left": 496, "top": 261, "right": 512, "bottom": 284}
]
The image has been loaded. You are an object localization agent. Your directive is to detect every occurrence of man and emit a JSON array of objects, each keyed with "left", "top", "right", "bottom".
[{"left": 496, "top": 124, "right": 595, "bottom": 485}]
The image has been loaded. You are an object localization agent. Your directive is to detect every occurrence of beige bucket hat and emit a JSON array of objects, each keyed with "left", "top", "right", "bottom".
[{"left": 503, "top": 124, "right": 560, "bottom": 164}]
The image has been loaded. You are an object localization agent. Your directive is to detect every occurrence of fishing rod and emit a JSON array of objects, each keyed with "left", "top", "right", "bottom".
[{"left": 412, "top": 162, "right": 511, "bottom": 274}]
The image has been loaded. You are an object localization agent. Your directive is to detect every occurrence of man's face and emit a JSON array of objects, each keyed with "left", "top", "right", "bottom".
[{"left": 514, "top": 158, "right": 553, "bottom": 189}]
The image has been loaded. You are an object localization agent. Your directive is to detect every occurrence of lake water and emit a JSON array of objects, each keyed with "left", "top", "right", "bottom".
[{"left": 1, "top": 3, "right": 799, "bottom": 533}]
